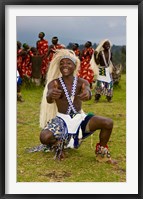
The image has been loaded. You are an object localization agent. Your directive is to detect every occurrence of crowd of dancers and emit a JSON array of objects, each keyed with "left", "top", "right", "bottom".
[
  {"left": 17, "top": 32, "right": 115, "bottom": 103},
  {"left": 17, "top": 32, "right": 121, "bottom": 163}
]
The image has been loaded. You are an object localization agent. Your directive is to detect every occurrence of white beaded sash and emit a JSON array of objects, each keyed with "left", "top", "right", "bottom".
[{"left": 59, "top": 76, "right": 78, "bottom": 116}]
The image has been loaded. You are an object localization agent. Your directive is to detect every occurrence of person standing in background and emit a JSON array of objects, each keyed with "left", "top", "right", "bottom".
[
  {"left": 30, "top": 47, "right": 42, "bottom": 86},
  {"left": 36, "top": 32, "right": 49, "bottom": 81},
  {"left": 17, "top": 41, "right": 25, "bottom": 102},
  {"left": 17, "top": 41, "right": 23, "bottom": 77},
  {"left": 90, "top": 39, "right": 114, "bottom": 102},
  {"left": 78, "top": 41, "right": 94, "bottom": 89},
  {"left": 20, "top": 43, "right": 32, "bottom": 79}
]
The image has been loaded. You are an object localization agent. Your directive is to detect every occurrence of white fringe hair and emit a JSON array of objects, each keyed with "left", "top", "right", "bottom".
[
  {"left": 90, "top": 39, "right": 113, "bottom": 76},
  {"left": 39, "top": 49, "right": 80, "bottom": 129}
]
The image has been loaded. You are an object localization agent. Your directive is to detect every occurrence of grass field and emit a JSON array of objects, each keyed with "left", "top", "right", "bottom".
[{"left": 17, "top": 74, "right": 126, "bottom": 182}]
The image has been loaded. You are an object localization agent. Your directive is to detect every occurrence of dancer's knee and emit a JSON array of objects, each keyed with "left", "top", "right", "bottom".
[
  {"left": 104, "top": 118, "right": 113, "bottom": 130},
  {"left": 40, "top": 129, "right": 53, "bottom": 144}
]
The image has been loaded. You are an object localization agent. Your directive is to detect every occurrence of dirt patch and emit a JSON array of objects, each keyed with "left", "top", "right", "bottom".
[{"left": 44, "top": 170, "right": 71, "bottom": 182}]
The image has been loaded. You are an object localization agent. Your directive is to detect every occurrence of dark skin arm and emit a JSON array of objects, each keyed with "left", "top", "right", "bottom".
[
  {"left": 46, "top": 80, "right": 62, "bottom": 103},
  {"left": 94, "top": 50, "right": 100, "bottom": 65},
  {"left": 44, "top": 45, "right": 54, "bottom": 58}
]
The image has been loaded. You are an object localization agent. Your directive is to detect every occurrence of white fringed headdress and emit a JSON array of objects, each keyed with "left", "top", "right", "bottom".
[
  {"left": 90, "top": 39, "right": 113, "bottom": 75},
  {"left": 39, "top": 49, "right": 80, "bottom": 128}
]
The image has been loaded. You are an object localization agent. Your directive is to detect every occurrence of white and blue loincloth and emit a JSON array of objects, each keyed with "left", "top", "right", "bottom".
[
  {"left": 44, "top": 112, "right": 94, "bottom": 148},
  {"left": 96, "top": 66, "right": 113, "bottom": 96}
]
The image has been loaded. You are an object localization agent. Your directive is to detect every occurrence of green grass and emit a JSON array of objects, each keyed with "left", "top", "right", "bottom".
[{"left": 17, "top": 74, "right": 126, "bottom": 182}]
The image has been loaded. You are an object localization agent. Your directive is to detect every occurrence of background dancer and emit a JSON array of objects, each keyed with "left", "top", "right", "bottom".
[
  {"left": 36, "top": 32, "right": 49, "bottom": 82},
  {"left": 78, "top": 41, "right": 94, "bottom": 89},
  {"left": 91, "top": 39, "right": 114, "bottom": 102}
]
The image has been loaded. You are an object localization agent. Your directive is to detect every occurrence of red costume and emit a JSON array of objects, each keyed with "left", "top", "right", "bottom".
[
  {"left": 20, "top": 50, "right": 32, "bottom": 78},
  {"left": 48, "top": 44, "right": 65, "bottom": 62},
  {"left": 37, "top": 39, "right": 49, "bottom": 76},
  {"left": 78, "top": 47, "right": 94, "bottom": 84},
  {"left": 17, "top": 48, "right": 23, "bottom": 76}
]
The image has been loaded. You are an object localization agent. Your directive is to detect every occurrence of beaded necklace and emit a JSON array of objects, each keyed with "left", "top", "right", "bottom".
[{"left": 59, "top": 76, "right": 78, "bottom": 117}]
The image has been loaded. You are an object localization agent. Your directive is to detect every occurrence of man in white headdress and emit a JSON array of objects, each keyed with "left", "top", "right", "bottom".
[
  {"left": 90, "top": 39, "right": 114, "bottom": 102},
  {"left": 39, "top": 49, "right": 116, "bottom": 164}
]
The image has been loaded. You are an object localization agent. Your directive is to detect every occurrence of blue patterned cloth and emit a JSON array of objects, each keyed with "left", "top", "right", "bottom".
[{"left": 27, "top": 113, "right": 95, "bottom": 159}]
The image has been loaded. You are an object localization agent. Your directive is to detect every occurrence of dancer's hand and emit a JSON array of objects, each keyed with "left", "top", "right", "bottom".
[
  {"left": 51, "top": 80, "right": 62, "bottom": 99},
  {"left": 78, "top": 83, "right": 91, "bottom": 101},
  {"left": 47, "top": 80, "right": 62, "bottom": 102}
]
